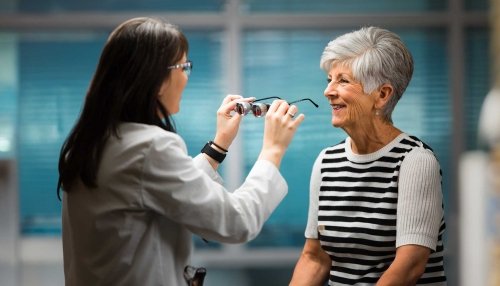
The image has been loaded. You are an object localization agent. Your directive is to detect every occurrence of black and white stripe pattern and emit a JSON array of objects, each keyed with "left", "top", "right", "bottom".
[{"left": 318, "top": 135, "right": 446, "bottom": 285}]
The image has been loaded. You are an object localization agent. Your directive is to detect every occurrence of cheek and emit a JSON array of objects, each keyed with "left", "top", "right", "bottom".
[
  {"left": 159, "top": 77, "right": 171, "bottom": 96},
  {"left": 174, "top": 74, "right": 187, "bottom": 91},
  {"left": 180, "top": 78, "right": 188, "bottom": 91},
  {"left": 347, "top": 103, "right": 366, "bottom": 120},
  {"left": 344, "top": 89, "right": 370, "bottom": 118}
]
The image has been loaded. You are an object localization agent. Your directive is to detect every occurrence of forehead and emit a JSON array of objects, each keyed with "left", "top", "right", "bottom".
[{"left": 328, "top": 61, "right": 353, "bottom": 76}]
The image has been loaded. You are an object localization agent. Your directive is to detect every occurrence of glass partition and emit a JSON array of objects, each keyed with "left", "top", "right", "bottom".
[
  {"left": 14, "top": 0, "right": 225, "bottom": 12},
  {"left": 18, "top": 33, "right": 105, "bottom": 234},
  {"left": 464, "top": 27, "right": 491, "bottom": 150},
  {"left": 465, "top": 0, "right": 489, "bottom": 11},
  {"left": 241, "top": 0, "right": 446, "bottom": 13}
]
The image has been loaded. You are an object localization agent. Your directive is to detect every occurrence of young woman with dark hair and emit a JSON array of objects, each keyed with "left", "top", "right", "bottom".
[{"left": 58, "top": 17, "right": 304, "bottom": 286}]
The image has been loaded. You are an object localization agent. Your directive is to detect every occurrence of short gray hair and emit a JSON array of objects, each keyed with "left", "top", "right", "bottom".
[{"left": 320, "top": 26, "right": 413, "bottom": 122}]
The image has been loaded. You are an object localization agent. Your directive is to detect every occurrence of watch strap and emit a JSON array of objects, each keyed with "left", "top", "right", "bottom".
[
  {"left": 201, "top": 142, "right": 226, "bottom": 163},
  {"left": 209, "top": 140, "right": 228, "bottom": 153}
]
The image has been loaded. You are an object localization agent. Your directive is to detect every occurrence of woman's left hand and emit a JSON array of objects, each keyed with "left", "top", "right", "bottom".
[{"left": 213, "top": 94, "right": 253, "bottom": 151}]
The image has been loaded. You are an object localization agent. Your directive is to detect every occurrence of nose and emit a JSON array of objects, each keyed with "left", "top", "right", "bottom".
[{"left": 324, "top": 81, "right": 337, "bottom": 99}]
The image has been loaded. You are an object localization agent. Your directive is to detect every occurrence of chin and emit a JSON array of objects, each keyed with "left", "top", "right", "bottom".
[
  {"left": 170, "top": 106, "right": 180, "bottom": 115},
  {"left": 331, "top": 119, "right": 342, "bottom": 128}
]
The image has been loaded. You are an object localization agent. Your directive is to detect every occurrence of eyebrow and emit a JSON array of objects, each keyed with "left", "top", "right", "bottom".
[{"left": 329, "top": 72, "right": 351, "bottom": 79}]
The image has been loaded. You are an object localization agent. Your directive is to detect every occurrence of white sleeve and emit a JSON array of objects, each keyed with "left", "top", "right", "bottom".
[
  {"left": 192, "top": 153, "right": 224, "bottom": 184},
  {"left": 304, "top": 149, "right": 325, "bottom": 239},
  {"left": 141, "top": 134, "right": 288, "bottom": 244},
  {"left": 396, "top": 147, "right": 444, "bottom": 251}
]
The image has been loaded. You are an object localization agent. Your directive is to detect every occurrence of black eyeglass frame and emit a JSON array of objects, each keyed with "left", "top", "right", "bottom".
[{"left": 235, "top": 96, "right": 319, "bottom": 117}]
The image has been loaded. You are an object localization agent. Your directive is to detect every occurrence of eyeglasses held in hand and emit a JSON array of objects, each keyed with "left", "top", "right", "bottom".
[
  {"left": 167, "top": 60, "right": 193, "bottom": 76},
  {"left": 235, "top": 96, "right": 319, "bottom": 117}
]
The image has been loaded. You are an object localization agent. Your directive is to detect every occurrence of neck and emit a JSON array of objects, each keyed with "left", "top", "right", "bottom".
[{"left": 344, "top": 120, "right": 402, "bottom": 154}]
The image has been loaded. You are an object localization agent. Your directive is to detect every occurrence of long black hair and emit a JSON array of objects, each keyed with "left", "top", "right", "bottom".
[{"left": 57, "top": 17, "right": 188, "bottom": 198}]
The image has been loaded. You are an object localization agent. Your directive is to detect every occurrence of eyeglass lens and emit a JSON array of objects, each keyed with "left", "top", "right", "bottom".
[
  {"left": 183, "top": 61, "right": 192, "bottom": 76},
  {"left": 235, "top": 97, "right": 281, "bottom": 116},
  {"left": 168, "top": 60, "right": 193, "bottom": 76}
]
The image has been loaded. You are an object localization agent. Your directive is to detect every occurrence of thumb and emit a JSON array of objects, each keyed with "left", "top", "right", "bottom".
[{"left": 231, "top": 112, "right": 243, "bottom": 125}]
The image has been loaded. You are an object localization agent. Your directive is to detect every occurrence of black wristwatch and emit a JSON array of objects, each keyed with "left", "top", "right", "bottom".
[{"left": 201, "top": 141, "right": 226, "bottom": 163}]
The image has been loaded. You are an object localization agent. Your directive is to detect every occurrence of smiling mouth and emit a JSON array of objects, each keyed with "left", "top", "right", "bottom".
[{"left": 331, "top": 104, "right": 345, "bottom": 111}]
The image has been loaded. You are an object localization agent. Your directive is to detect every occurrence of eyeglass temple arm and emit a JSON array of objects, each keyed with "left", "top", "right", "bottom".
[
  {"left": 252, "top": 96, "right": 282, "bottom": 102},
  {"left": 288, "top": 98, "right": 319, "bottom": 108},
  {"left": 250, "top": 96, "right": 319, "bottom": 107}
]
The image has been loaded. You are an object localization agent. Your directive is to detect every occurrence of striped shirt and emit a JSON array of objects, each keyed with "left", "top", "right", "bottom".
[{"left": 305, "top": 133, "right": 447, "bottom": 285}]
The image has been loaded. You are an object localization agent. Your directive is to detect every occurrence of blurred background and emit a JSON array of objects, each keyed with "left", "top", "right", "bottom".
[{"left": 0, "top": 0, "right": 499, "bottom": 285}]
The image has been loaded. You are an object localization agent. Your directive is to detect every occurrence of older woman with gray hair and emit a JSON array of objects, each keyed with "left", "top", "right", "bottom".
[{"left": 290, "top": 27, "right": 447, "bottom": 285}]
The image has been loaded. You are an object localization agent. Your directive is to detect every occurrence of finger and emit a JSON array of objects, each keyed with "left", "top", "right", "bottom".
[
  {"left": 220, "top": 101, "right": 239, "bottom": 115},
  {"left": 223, "top": 94, "right": 243, "bottom": 104},
  {"left": 222, "top": 95, "right": 256, "bottom": 113},
  {"left": 275, "top": 100, "right": 290, "bottom": 116},
  {"left": 286, "top": 105, "right": 298, "bottom": 118},
  {"left": 270, "top": 100, "right": 289, "bottom": 116},
  {"left": 228, "top": 110, "right": 242, "bottom": 123},
  {"left": 293, "top": 113, "right": 305, "bottom": 125},
  {"left": 220, "top": 95, "right": 246, "bottom": 114},
  {"left": 239, "top": 96, "right": 256, "bottom": 103},
  {"left": 266, "top": 99, "right": 286, "bottom": 114}
]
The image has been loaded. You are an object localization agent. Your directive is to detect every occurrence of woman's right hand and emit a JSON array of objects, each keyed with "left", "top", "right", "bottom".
[
  {"left": 258, "top": 100, "right": 304, "bottom": 168},
  {"left": 213, "top": 94, "right": 255, "bottom": 151}
]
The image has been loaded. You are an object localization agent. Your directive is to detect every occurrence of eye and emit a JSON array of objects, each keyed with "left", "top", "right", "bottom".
[
  {"left": 326, "top": 78, "right": 332, "bottom": 84},
  {"left": 339, "top": 78, "right": 349, "bottom": 83}
]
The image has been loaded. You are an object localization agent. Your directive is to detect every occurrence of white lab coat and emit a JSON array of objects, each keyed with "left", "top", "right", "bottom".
[{"left": 62, "top": 122, "right": 287, "bottom": 286}]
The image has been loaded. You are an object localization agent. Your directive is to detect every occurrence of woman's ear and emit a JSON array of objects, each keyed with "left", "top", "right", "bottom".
[{"left": 374, "top": 83, "right": 394, "bottom": 110}]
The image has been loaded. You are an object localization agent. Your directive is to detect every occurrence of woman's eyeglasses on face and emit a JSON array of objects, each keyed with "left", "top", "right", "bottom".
[
  {"left": 167, "top": 60, "right": 193, "bottom": 76},
  {"left": 235, "top": 96, "right": 319, "bottom": 117}
]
